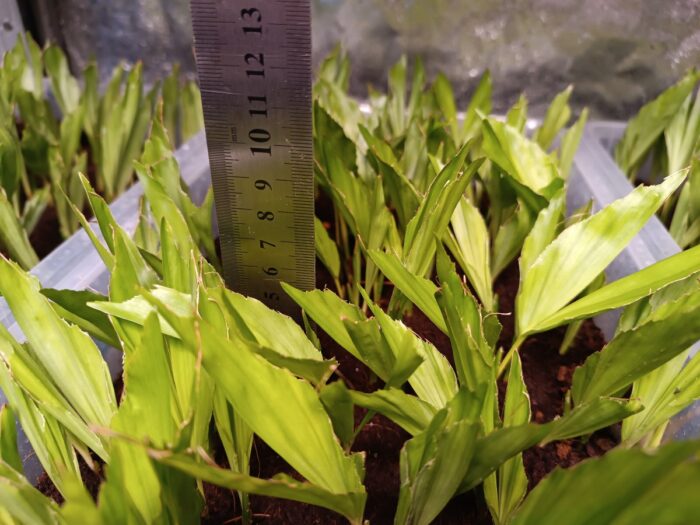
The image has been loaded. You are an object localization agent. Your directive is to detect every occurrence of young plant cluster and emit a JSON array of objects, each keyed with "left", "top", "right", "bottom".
[
  {"left": 0, "top": 49, "right": 699, "bottom": 524},
  {"left": 616, "top": 70, "right": 700, "bottom": 248},
  {"left": 0, "top": 34, "right": 203, "bottom": 269}
]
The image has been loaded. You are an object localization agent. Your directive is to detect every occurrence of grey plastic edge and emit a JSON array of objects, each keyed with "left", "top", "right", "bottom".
[
  {"left": 0, "top": 1, "right": 23, "bottom": 53},
  {"left": 571, "top": 121, "right": 700, "bottom": 443},
  {"left": 0, "top": 131, "right": 211, "bottom": 483}
]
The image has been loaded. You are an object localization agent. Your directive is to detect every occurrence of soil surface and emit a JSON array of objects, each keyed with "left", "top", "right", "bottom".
[{"left": 29, "top": 205, "right": 64, "bottom": 260}]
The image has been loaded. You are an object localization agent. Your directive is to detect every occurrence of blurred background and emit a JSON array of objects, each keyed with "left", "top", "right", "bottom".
[{"left": 7, "top": 0, "right": 700, "bottom": 118}]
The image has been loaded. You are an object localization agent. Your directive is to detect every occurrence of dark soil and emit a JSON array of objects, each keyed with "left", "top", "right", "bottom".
[
  {"left": 28, "top": 205, "right": 64, "bottom": 260},
  {"left": 36, "top": 454, "right": 104, "bottom": 505},
  {"left": 492, "top": 263, "right": 618, "bottom": 490}
]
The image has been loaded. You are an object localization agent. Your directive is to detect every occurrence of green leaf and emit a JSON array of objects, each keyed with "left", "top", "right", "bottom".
[
  {"left": 180, "top": 80, "right": 204, "bottom": 141},
  {"left": 0, "top": 257, "right": 116, "bottom": 428},
  {"left": 489, "top": 352, "right": 529, "bottom": 524},
  {"left": 58, "top": 479, "right": 101, "bottom": 525},
  {"left": 0, "top": 405, "right": 22, "bottom": 474},
  {"left": 134, "top": 199, "right": 161, "bottom": 256},
  {"left": 506, "top": 94, "right": 528, "bottom": 132},
  {"left": 4, "top": 340, "right": 109, "bottom": 461},
  {"left": 460, "top": 396, "right": 641, "bottom": 492},
  {"left": 220, "top": 288, "right": 326, "bottom": 363},
  {"left": 462, "top": 71, "right": 492, "bottom": 141},
  {"left": 621, "top": 351, "right": 698, "bottom": 448},
  {"left": 78, "top": 173, "right": 118, "bottom": 254},
  {"left": 135, "top": 163, "right": 197, "bottom": 257},
  {"left": 364, "top": 292, "right": 457, "bottom": 408},
  {"left": 21, "top": 186, "right": 50, "bottom": 236},
  {"left": 433, "top": 73, "right": 459, "bottom": 139},
  {"left": 343, "top": 316, "right": 408, "bottom": 384},
  {"left": 89, "top": 286, "right": 192, "bottom": 339},
  {"left": 448, "top": 195, "right": 493, "bottom": 310},
  {"left": 104, "top": 309, "right": 203, "bottom": 524},
  {"left": 511, "top": 441, "right": 700, "bottom": 525},
  {"left": 433, "top": 72, "right": 491, "bottom": 144},
  {"left": 516, "top": 170, "right": 687, "bottom": 336},
  {"left": 98, "top": 440, "right": 166, "bottom": 525},
  {"left": 537, "top": 243, "right": 700, "bottom": 331},
  {"left": 665, "top": 89, "right": 700, "bottom": 173},
  {"left": 0, "top": 124, "right": 26, "bottom": 203},
  {"left": 44, "top": 45, "right": 81, "bottom": 115},
  {"left": 59, "top": 107, "right": 85, "bottom": 175},
  {"left": 315, "top": 216, "right": 341, "bottom": 280},
  {"left": 212, "top": 388, "right": 254, "bottom": 505},
  {"left": 0, "top": 460, "right": 62, "bottom": 525},
  {"left": 482, "top": 117, "right": 563, "bottom": 200},
  {"left": 617, "top": 277, "right": 700, "bottom": 446},
  {"left": 402, "top": 121, "right": 431, "bottom": 191},
  {"left": 403, "top": 146, "right": 480, "bottom": 278},
  {"left": 41, "top": 289, "right": 121, "bottom": 348},
  {"left": 534, "top": 85, "right": 572, "bottom": 150},
  {"left": 20, "top": 34, "right": 44, "bottom": 99},
  {"left": 81, "top": 62, "right": 100, "bottom": 153},
  {"left": 360, "top": 125, "right": 419, "bottom": 228},
  {"left": 670, "top": 160, "right": 700, "bottom": 245},
  {"left": 160, "top": 219, "right": 196, "bottom": 297},
  {"left": 111, "top": 312, "right": 180, "bottom": 445},
  {"left": 282, "top": 285, "right": 365, "bottom": 357},
  {"left": 386, "top": 55, "right": 407, "bottom": 136},
  {"left": 544, "top": 397, "right": 642, "bottom": 443},
  {"left": 519, "top": 189, "right": 566, "bottom": 286},
  {"left": 615, "top": 70, "right": 699, "bottom": 175},
  {"left": 320, "top": 381, "right": 355, "bottom": 448},
  {"left": 349, "top": 388, "right": 438, "bottom": 436},
  {"left": 148, "top": 447, "right": 366, "bottom": 525},
  {"left": 99, "top": 305, "right": 205, "bottom": 520},
  {"left": 367, "top": 250, "right": 446, "bottom": 333},
  {"left": 98, "top": 63, "right": 154, "bottom": 199},
  {"left": 161, "top": 66, "right": 180, "bottom": 146},
  {"left": 491, "top": 204, "right": 535, "bottom": 280},
  {"left": 156, "top": 301, "right": 366, "bottom": 502},
  {"left": 572, "top": 289, "right": 700, "bottom": 405},
  {"left": 289, "top": 288, "right": 420, "bottom": 390},
  {"left": 558, "top": 108, "right": 589, "bottom": 179},
  {"left": 435, "top": 245, "right": 494, "bottom": 391},
  {"left": 0, "top": 352, "right": 79, "bottom": 495},
  {"left": 109, "top": 225, "right": 159, "bottom": 305},
  {"left": 318, "top": 140, "right": 371, "bottom": 238},
  {"left": 0, "top": 188, "right": 38, "bottom": 270},
  {"left": 251, "top": 346, "right": 337, "bottom": 387},
  {"left": 395, "top": 388, "right": 484, "bottom": 525}
]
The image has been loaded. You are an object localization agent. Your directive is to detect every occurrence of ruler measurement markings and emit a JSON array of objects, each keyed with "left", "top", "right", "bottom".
[{"left": 191, "top": 0, "right": 314, "bottom": 315}]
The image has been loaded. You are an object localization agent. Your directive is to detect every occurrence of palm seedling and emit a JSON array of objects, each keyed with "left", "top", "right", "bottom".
[
  {"left": 0, "top": 50, "right": 699, "bottom": 525},
  {"left": 0, "top": 34, "right": 204, "bottom": 269},
  {"left": 615, "top": 69, "right": 700, "bottom": 248}
]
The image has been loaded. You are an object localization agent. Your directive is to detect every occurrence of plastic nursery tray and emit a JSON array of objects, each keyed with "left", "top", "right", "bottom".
[
  {"left": 569, "top": 122, "right": 700, "bottom": 443},
  {"left": 0, "top": 131, "right": 211, "bottom": 482}
]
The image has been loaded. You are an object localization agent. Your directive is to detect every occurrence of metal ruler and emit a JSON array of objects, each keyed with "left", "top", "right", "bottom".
[{"left": 190, "top": 0, "right": 315, "bottom": 315}]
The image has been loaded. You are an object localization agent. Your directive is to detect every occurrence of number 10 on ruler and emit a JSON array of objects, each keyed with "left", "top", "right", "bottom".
[{"left": 191, "top": 0, "right": 315, "bottom": 315}]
